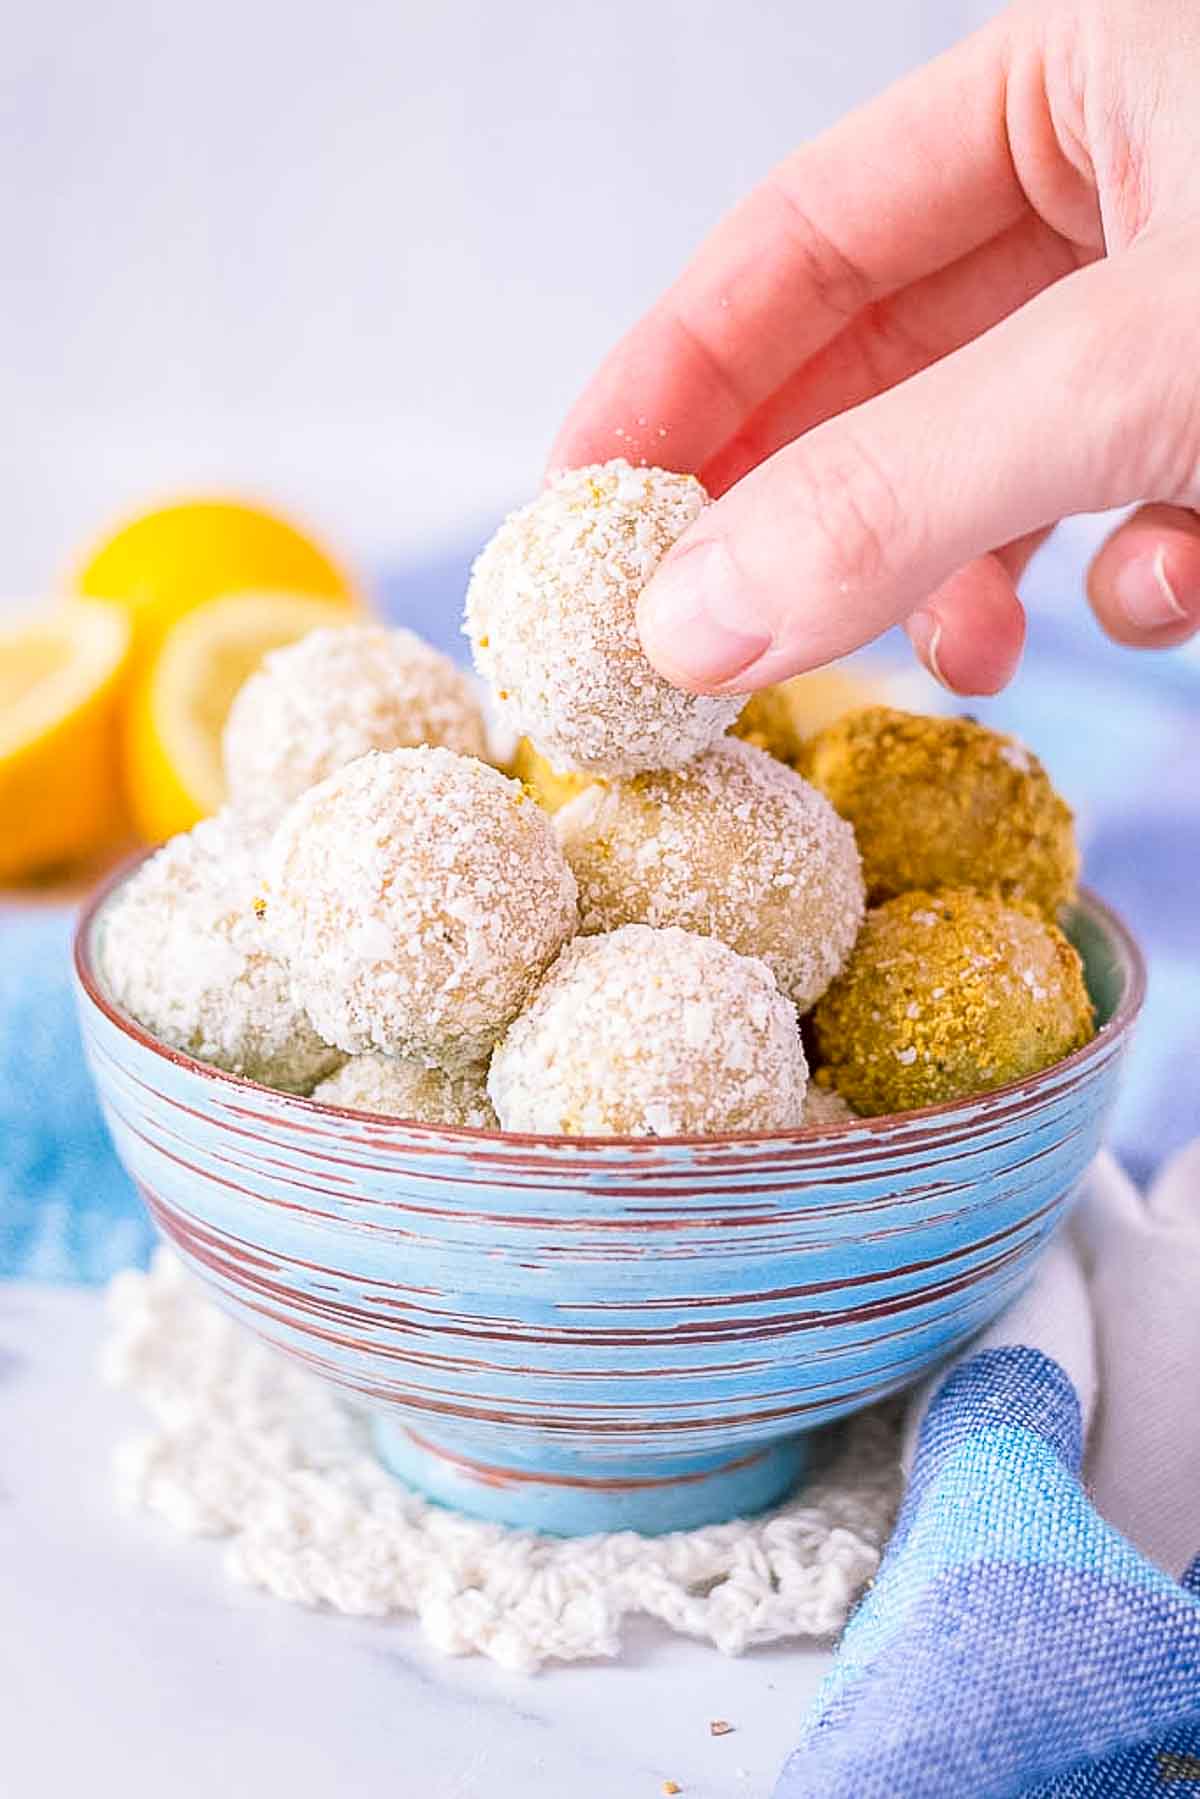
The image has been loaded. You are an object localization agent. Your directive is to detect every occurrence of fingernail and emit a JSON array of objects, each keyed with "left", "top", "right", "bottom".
[
  {"left": 907, "top": 607, "right": 952, "bottom": 689},
  {"left": 1115, "top": 545, "right": 1190, "bottom": 631},
  {"left": 638, "top": 538, "right": 772, "bottom": 687}
]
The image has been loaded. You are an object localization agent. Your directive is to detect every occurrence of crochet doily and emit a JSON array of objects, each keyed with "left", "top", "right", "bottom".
[{"left": 103, "top": 1251, "right": 903, "bottom": 1672}]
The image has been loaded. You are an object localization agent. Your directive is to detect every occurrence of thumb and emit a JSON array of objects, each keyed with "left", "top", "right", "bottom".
[{"left": 637, "top": 246, "right": 1194, "bottom": 691}]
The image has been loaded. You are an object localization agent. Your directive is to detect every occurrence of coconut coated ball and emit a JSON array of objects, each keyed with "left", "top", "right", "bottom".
[
  {"left": 554, "top": 737, "right": 864, "bottom": 1010},
  {"left": 801, "top": 1083, "right": 858, "bottom": 1128},
  {"left": 488, "top": 925, "right": 807, "bottom": 1137},
  {"left": 812, "top": 889, "right": 1095, "bottom": 1117},
  {"left": 223, "top": 624, "right": 488, "bottom": 825},
  {"left": 265, "top": 746, "right": 578, "bottom": 1070},
  {"left": 798, "top": 707, "right": 1078, "bottom": 919},
  {"left": 99, "top": 811, "right": 340, "bottom": 1093},
  {"left": 464, "top": 461, "right": 743, "bottom": 776},
  {"left": 312, "top": 1053, "right": 497, "bottom": 1129}
]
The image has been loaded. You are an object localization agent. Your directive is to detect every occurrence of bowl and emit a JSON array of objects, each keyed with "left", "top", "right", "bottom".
[{"left": 75, "top": 871, "right": 1143, "bottom": 1536}]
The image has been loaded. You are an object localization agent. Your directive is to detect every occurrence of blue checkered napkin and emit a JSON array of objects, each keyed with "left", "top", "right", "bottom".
[{"left": 773, "top": 1154, "right": 1200, "bottom": 1799}]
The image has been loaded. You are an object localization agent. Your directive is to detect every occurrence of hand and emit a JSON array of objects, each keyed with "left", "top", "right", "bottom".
[{"left": 549, "top": 0, "right": 1200, "bottom": 696}]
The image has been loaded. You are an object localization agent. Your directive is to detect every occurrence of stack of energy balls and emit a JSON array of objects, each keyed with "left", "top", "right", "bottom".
[{"left": 101, "top": 460, "right": 1094, "bottom": 1138}]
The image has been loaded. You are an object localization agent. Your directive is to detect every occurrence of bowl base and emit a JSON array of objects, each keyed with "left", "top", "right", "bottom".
[{"left": 371, "top": 1422, "right": 811, "bottom": 1537}]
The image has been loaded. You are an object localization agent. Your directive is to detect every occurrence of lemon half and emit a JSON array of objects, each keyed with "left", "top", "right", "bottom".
[
  {"left": 124, "top": 591, "right": 355, "bottom": 842},
  {"left": 74, "top": 497, "right": 359, "bottom": 666},
  {"left": 0, "top": 601, "right": 132, "bottom": 882}
]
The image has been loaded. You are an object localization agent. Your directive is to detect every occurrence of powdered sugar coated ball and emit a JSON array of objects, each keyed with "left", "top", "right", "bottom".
[
  {"left": 464, "top": 461, "right": 743, "bottom": 776},
  {"left": 312, "top": 1053, "right": 497, "bottom": 1130},
  {"left": 265, "top": 746, "right": 578, "bottom": 1070},
  {"left": 488, "top": 925, "right": 807, "bottom": 1137},
  {"left": 555, "top": 737, "right": 865, "bottom": 1010},
  {"left": 223, "top": 624, "right": 488, "bottom": 824},
  {"left": 99, "top": 811, "right": 340, "bottom": 1093}
]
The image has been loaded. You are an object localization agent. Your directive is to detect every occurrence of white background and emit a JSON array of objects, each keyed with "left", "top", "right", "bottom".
[{"left": 4, "top": 0, "right": 994, "bottom": 591}]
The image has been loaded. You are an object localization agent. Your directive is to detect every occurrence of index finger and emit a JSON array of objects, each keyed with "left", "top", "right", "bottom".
[{"left": 549, "top": 12, "right": 1027, "bottom": 480}]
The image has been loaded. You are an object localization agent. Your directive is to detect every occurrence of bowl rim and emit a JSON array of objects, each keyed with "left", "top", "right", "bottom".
[{"left": 74, "top": 856, "right": 1146, "bottom": 1155}]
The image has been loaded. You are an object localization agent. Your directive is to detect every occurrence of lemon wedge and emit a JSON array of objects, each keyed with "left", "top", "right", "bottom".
[
  {"left": 0, "top": 601, "right": 132, "bottom": 882},
  {"left": 124, "top": 590, "right": 356, "bottom": 842},
  {"left": 73, "top": 496, "right": 359, "bottom": 665}
]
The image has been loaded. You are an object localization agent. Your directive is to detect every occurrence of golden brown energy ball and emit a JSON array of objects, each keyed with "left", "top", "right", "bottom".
[
  {"left": 488, "top": 925, "right": 808, "bottom": 1137},
  {"left": 732, "top": 666, "right": 883, "bottom": 765},
  {"left": 554, "top": 737, "right": 864, "bottom": 1011},
  {"left": 464, "top": 461, "right": 743, "bottom": 776},
  {"left": 223, "top": 624, "right": 488, "bottom": 825},
  {"left": 508, "top": 737, "right": 597, "bottom": 813},
  {"left": 797, "top": 707, "right": 1078, "bottom": 919},
  {"left": 312, "top": 1054, "right": 497, "bottom": 1129},
  {"left": 812, "top": 889, "right": 1095, "bottom": 1117},
  {"left": 265, "top": 746, "right": 578, "bottom": 1070}
]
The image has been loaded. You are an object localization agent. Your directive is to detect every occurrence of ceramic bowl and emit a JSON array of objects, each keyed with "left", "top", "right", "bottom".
[{"left": 75, "top": 873, "right": 1143, "bottom": 1536}]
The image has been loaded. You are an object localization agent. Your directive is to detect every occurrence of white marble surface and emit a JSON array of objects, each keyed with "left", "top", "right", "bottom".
[{"left": 0, "top": 1284, "right": 831, "bottom": 1798}]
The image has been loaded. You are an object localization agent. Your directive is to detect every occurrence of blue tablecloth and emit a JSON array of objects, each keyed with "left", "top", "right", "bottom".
[{"left": 3, "top": 526, "right": 1197, "bottom": 1284}]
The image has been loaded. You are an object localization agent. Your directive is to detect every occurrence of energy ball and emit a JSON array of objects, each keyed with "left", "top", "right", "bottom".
[
  {"left": 732, "top": 666, "right": 882, "bottom": 766},
  {"left": 554, "top": 737, "right": 864, "bottom": 1010},
  {"left": 265, "top": 746, "right": 578, "bottom": 1070},
  {"left": 812, "top": 889, "right": 1095, "bottom": 1117},
  {"left": 464, "top": 461, "right": 743, "bottom": 776},
  {"left": 508, "top": 736, "right": 597, "bottom": 813},
  {"left": 488, "top": 925, "right": 807, "bottom": 1137},
  {"left": 99, "top": 811, "right": 340, "bottom": 1093},
  {"left": 798, "top": 706, "right": 1079, "bottom": 919},
  {"left": 801, "top": 1083, "right": 858, "bottom": 1128},
  {"left": 223, "top": 624, "right": 488, "bottom": 824},
  {"left": 312, "top": 1054, "right": 497, "bottom": 1130}
]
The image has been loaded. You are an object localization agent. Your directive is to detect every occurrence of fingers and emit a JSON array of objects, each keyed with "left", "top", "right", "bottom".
[
  {"left": 1087, "top": 504, "right": 1200, "bottom": 647},
  {"left": 994, "top": 527, "right": 1055, "bottom": 583},
  {"left": 548, "top": 14, "right": 1023, "bottom": 477},
  {"left": 902, "top": 530, "right": 1049, "bottom": 695},
  {"left": 637, "top": 251, "right": 1187, "bottom": 692},
  {"left": 906, "top": 557, "right": 1028, "bottom": 695},
  {"left": 703, "top": 217, "right": 1085, "bottom": 496}
]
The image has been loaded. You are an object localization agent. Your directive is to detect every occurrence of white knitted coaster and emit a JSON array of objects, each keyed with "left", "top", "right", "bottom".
[{"left": 103, "top": 1250, "right": 903, "bottom": 1672}]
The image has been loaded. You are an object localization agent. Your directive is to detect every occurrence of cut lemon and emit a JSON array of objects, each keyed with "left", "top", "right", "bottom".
[
  {"left": 0, "top": 601, "right": 132, "bottom": 882},
  {"left": 124, "top": 590, "right": 355, "bottom": 842},
  {"left": 73, "top": 496, "right": 359, "bottom": 665}
]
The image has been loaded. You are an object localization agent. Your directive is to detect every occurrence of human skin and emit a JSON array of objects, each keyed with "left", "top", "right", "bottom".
[{"left": 549, "top": 0, "right": 1200, "bottom": 697}]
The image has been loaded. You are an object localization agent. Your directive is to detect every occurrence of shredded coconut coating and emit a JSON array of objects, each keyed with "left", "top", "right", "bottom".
[
  {"left": 464, "top": 461, "right": 743, "bottom": 775},
  {"left": 223, "top": 624, "right": 489, "bottom": 826},
  {"left": 554, "top": 738, "right": 864, "bottom": 1011},
  {"left": 812, "top": 888, "right": 1095, "bottom": 1117},
  {"left": 265, "top": 747, "right": 578, "bottom": 1070},
  {"left": 312, "top": 1053, "right": 497, "bottom": 1129},
  {"left": 98, "top": 812, "right": 341, "bottom": 1093},
  {"left": 798, "top": 707, "right": 1079, "bottom": 919},
  {"left": 488, "top": 925, "right": 807, "bottom": 1137},
  {"left": 801, "top": 1083, "right": 858, "bottom": 1128}
]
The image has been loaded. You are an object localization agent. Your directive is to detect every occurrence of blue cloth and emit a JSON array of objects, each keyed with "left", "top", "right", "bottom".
[
  {"left": 774, "top": 1347, "right": 1200, "bottom": 1797},
  {"left": 0, "top": 906, "right": 153, "bottom": 1282}
]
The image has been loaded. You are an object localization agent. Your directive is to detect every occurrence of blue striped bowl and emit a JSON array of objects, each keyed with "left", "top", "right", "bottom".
[{"left": 75, "top": 877, "right": 1143, "bottom": 1536}]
